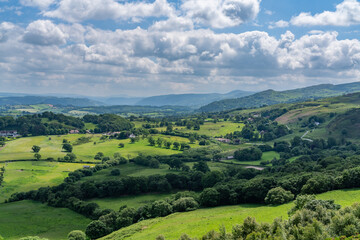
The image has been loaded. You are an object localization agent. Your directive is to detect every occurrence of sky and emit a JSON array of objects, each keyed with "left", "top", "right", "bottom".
[{"left": 0, "top": 0, "right": 359, "bottom": 97}]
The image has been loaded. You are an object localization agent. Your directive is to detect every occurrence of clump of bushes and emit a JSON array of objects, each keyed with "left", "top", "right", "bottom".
[{"left": 264, "top": 187, "right": 294, "bottom": 205}]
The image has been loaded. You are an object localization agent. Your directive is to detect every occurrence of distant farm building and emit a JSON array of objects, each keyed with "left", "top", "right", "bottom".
[
  {"left": 215, "top": 138, "right": 231, "bottom": 143},
  {"left": 129, "top": 134, "right": 136, "bottom": 138},
  {"left": 0, "top": 130, "right": 20, "bottom": 137},
  {"left": 103, "top": 132, "right": 121, "bottom": 136},
  {"left": 69, "top": 130, "right": 80, "bottom": 134}
]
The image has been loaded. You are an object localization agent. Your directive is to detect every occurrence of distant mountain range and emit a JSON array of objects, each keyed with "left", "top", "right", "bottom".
[
  {"left": 0, "top": 90, "right": 255, "bottom": 108},
  {"left": 1, "top": 82, "right": 360, "bottom": 111},
  {"left": 135, "top": 90, "right": 254, "bottom": 107},
  {"left": 199, "top": 82, "right": 360, "bottom": 112},
  {"left": 0, "top": 96, "right": 102, "bottom": 107}
]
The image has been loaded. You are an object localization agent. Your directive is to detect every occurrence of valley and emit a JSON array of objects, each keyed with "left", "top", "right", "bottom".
[{"left": 2, "top": 88, "right": 360, "bottom": 239}]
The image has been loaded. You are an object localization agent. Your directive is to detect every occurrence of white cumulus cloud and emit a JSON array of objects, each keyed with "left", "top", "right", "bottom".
[
  {"left": 269, "top": 20, "right": 289, "bottom": 29},
  {"left": 1, "top": 19, "right": 360, "bottom": 96},
  {"left": 291, "top": 0, "right": 360, "bottom": 26},
  {"left": 181, "top": 0, "right": 261, "bottom": 28},
  {"left": 23, "top": 20, "right": 68, "bottom": 46},
  {"left": 44, "top": 0, "right": 175, "bottom": 23}
]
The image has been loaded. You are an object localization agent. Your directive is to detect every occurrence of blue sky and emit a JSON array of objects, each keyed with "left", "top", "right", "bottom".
[{"left": 0, "top": 0, "right": 359, "bottom": 97}]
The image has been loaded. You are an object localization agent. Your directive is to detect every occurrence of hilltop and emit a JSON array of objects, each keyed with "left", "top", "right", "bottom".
[
  {"left": 135, "top": 90, "right": 254, "bottom": 107},
  {"left": 200, "top": 82, "right": 360, "bottom": 112}
]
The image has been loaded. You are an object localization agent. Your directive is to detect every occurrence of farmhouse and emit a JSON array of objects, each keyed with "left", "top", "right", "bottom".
[
  {"left": 69, "top": 130, "right": 79, "bottom": 134},
  {"left": 0, "top": 130, "right": 20, "bottom": 137},
  {"left": 129, "top": 133, "right": 136, "bottom": 138},
  {"left": 215, "top": 138, "right": 231, "bottom": 143}
]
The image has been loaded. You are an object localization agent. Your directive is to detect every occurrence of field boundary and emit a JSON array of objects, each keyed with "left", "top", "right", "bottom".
[{"left": 0, "top": 159, "right": 98, "bottom": 164}]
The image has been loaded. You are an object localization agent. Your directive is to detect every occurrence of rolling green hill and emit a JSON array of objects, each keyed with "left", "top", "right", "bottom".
[
  {"left": 0, "top": 200, "right": 91, "bottom": 240},
  {"left": 100, "top": 188, "right": 360, "bottom": 240},
  {"left": 200, "top": 82, "right": 360, "bottom": 112}
]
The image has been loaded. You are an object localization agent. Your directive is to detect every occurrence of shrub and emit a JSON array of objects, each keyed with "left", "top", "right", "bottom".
[
  {"left": 199, "top": 188, "right": 220, "bottom": 207},
  {"left": 234, "top": 148, "right": 262, "bottom": 161},
  {"left": 265, "top": 187, "right": 294, "bottom": 205},
  {"left": 110, "top": 169, "right": 120, "bottom": 176},
  {"left": 67, "top": 230, "right": 86, "bottom": 240},
  {"left": 85, "top": 220, "right": 110, "bottom": 239},
  {"left": 172, "top": 197, "right": 199, "bottom": 212}
]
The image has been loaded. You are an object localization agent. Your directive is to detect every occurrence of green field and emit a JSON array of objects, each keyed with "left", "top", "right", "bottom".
[
  {"left": 88, "top": 193, "right": 178, "bottom": 211},
  {"left": 0, "top": 200, "right": 91, "bottom": 240},
  {"left": 100, "top": 188, "right": 360, "bottom": 240},
  {"left": 178, "top": 122, "right": 244, "bottom": 137},
  {"left": 0, "top": 161, "right": 93, "bottom": 202},
  {"left": 222, "top": 151, "right": 280, "bottom": 166},
  {"left": 0, "top": 134, "right": 194, "bottom": 162},
  {"left": 77, "top": 163, "right": 177, "bottom": 184}
]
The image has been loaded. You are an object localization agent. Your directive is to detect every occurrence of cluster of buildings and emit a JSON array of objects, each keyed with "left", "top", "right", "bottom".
[{"left": 0, "top": 130, "right": 20, "bottom": 137}]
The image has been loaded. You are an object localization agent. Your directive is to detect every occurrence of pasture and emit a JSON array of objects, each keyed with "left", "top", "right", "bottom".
[
  {"left": 0, "top": 134, "right": 194, "bottom": 162},
  {"left": 88, "top": 193, "right": 177, "bottom": 211},
  {"left": 100, "top": 188, "right": 360, "bottom": 240},
  {"left": 222, "top": 151, "right": 280, "bottom": 166},
  {"left": 178, "top": 122, "right": 244, "bottom": 137},
  {"left": 0, "top": 200, "right": 91, "bottom": 240},
  {"left": 0, "top": 161, "right": 93, "bottom": 202},
  {"left": 76, "top": 163, "right": 176, "bottom": 184}
]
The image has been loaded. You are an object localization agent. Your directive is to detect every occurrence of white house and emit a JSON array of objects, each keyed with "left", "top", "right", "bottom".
[{"left": 0, "top": 130, "right": 20, "bottom": 137}]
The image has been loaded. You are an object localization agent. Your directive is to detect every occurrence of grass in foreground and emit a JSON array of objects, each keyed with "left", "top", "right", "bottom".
[
  {"left": 0, "top": 200, "right": 91, "bottom": 240},
  {"left": 100, "top": 188, "right": 360, "bottom": 240}
]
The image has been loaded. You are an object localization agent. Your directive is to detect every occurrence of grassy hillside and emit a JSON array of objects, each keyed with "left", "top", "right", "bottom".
[
  {"left": 200, "top": 82, "right": 360, "bottom": 112},
  {"left": 327, "top": 108, "right": 360, "bottom": 139},
  {"left": 0, "top": 200, "right": 91, "bottom": 240},
  {"left": 88, "top": 193, "right": 178, "bottom": 211},
  {"left": 0, "top": 161, "right": 94, "bottom": 202},
  {"left": 222, "top": 92, "right": 360, "bottom": 143},
  {"left": 100, "top": 188, "right": 360, "bottom": 240}
]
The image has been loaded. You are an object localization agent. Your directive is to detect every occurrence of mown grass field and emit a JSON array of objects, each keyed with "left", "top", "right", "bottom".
[
  {"left": 0, "top": 134, "right": 195, "bottom": 162},
  {"left": 0, "top": 200, "right": 91, "bottom": 240},
  {"left": 178, "top": 122, "right": 244, "bottom": 137},
  {"left": 222, "top": 151, "right": 280, "bottom": 166},
  {"left": 100, "top": 188, "right": 360, "bottom": 240},
  {"left": 0, "top": 161, "right": 93, "bottom": 202}
]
